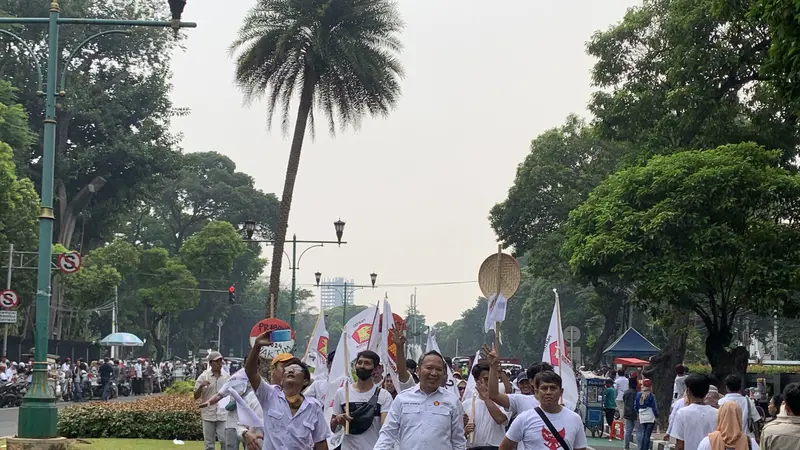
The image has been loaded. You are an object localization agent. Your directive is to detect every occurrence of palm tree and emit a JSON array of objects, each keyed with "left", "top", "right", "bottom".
[{"left": 231, "top": 0, "right": 404, "bottom": 317}]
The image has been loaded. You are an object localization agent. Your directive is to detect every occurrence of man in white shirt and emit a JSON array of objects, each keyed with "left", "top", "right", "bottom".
[
  {"left": 330, "top": 350, "right": 393, "bottom": 450},
  {"left": 717, "top": 374, "right": 761, "bottom": 438},
  {"left": 464, "top": 362, "right": 510, "bottom": 449},
  {"left": 672, "top": 373, "right": 718, "bottom": 450},
  {"left": 195, "top": 351, "right": 231, "bottom": 450},
  {"left": 614, "top": 369, "right": 629, "bottom": 417},
  {"left": 303, "top": 351, "right": 334, "bottom": 402},
  {"left": 673, "top": 365, "right": 687, "bottom": 401},
  {"left": 499, "top": 371, "right": 587, "bottom": 450},
  {"left": 244, "top": 332, "right": 329, "bottom": 450},
  {"left": 373, "top": 349, "right": 467, "bottom": 450},
  {"left": 486, "top": 345, "right": 549, "bottom": 417}
]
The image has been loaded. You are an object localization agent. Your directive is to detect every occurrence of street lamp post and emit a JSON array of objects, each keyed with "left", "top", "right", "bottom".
[
  {"left": 315, "top": 272, "right": 377, "bottom": 327},
  {"left": 0, "top": 1, "right": 196, "bottom": 439},
  {"left": 243, "top": 220, "right": 346, "bottom": 329}
]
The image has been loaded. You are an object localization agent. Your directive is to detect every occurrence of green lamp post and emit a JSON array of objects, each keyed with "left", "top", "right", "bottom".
[{"left": 0, "top": 0, "right": 196, "bottom": 439}]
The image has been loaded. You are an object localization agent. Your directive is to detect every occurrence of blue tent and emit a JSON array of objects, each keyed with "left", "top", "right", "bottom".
[{"left": 603, "top": 327, "right": 660, "bottom": 357}]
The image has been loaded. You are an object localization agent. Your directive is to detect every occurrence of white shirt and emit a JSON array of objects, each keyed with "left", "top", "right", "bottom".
[
  {"left": 374, "top": 384, "right": 467, "bottom": 450},
  {"left": 667, "top": 397, "right": 685, "bottom": 435},
  {"left": 303, "top": 378, "right": 329, "bottom": 402},
  {"left": 717, "top": 393, "right": 761, "bottom": 438},
  {"left": 697, "top": 436, "right": 759, "bottom": 450},
  {"left": 0, "top": 371, "right": 8, "bottom": 382},
  {"left": 236, "top": 390, "right": 265, "bottom": 439},
  {"left": 509, "top": 393, "right": 540, "bottom": 416},
  {"left": 134, "top": 363, "right": 143, "bottom": 378},
  {"left": 195, "top": 370, "right": 231, "bottom": 422},
  {"left": 332, "top": 384, "right": 393, "bottom": 450},
  {"left": 672, "top": 403, "right": 718, "bottom": 450},
  {"left": 254, "top": 381, "right": 329, "bottom": 450},
  {"left": 674, "top": 375, "right": 687, "bottom": 400},
  {"left": 463, "top": 396, "right": 510, "bottom": 448},
  {"left": 505, "top": 406, "right": 587, "bottom": 450},
  {"left": 614, "top": 377, "right": 629, "bottom": 401}
]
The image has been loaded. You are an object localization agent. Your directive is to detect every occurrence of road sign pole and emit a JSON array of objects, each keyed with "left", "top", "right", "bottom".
[{"left": 3, "top": 243, "right": 12, "bottom": 358}]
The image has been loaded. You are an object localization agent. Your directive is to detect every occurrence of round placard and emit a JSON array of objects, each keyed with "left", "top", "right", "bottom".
[
  {"left": 477, "top": 252, "right": 521, "bottom": 299},
  {"left": 249, "top": 318, "right": 295, "bottom": 359}
]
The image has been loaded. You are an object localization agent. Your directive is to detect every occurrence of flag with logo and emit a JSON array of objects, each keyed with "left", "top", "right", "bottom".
[
  {"left": 542, "top": 289, "right": 578, "bottom": 409},
  {"left": 326, "top": 306, "right": 379, "bottom": 407},
  {"left": 461, "top": 349, "right": 482, "bottom": 401},
  {"left": 484, "top": 293, "right": 509, "bottom": 334},
  {"left": 303, "top": 311, "right": 329, "bottom": 380},
  {"left": 380, "top": 298, "right": 401, "bottom": 389},
  {"left": 426, "top": 327, "right": 459, "bottom": 397}
]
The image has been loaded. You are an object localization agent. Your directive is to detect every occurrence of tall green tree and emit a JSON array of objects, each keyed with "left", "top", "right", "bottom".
[
  {"left": 231, "top": 0, "right": 405, "bottom": 312},
  {"left": 749, "top": 0, "right": 800, "bottom": 105},
  {"left": 563, "top": 143, "right": 800, "bottom": 382}
]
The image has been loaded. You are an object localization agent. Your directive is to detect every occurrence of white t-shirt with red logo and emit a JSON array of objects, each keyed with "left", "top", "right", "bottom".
[{"left": 505, "top": 406, "right": 587, "bottom": 450}]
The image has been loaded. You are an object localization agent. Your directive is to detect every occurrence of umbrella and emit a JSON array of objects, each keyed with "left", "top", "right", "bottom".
[{"left": 100, "top": 332, "right": 144, "bottom": 346}]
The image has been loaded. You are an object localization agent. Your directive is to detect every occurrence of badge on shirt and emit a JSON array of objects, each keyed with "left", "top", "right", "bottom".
[{"left": 434, "top": 401, "right": 440, "bottom": 406}]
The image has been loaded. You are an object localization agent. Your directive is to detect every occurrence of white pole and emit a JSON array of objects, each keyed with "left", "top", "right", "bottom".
[
  {"left": 217, "top": 319, "right": 223, "bottom": 351},
  {"left": 773, "top": 310, "right": 779, "bottom": 359},
  {"left": 3, "top": 244, "right": 12, "bottom": 358}
]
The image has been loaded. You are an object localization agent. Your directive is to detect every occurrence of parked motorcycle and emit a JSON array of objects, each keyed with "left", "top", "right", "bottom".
[
  {"left": 118, "top": 379, "right": 131, "bottom": 397},
  {"left": 0, "top": 380, "right": 26, "bottom": 408}
]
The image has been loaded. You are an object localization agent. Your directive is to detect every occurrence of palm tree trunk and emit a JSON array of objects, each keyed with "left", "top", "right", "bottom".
[{"left": 267, "top": 75, "right": 316, "bottom": 317}]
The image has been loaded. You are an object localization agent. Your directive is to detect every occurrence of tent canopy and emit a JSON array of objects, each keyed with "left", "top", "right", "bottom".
[
  {"left": 603, "top": 328, "right": 660, "bottom": 358},
  {"left": 614, "top": 357, "right": 649, "bottom": 366}
]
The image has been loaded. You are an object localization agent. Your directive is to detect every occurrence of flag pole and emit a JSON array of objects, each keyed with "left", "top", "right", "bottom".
[
  {"left": 494, "top": 244, "right": 503, "bottom": 349},
  {"left": 303, "top": 311, "right": 323, "bottom": 361},
  {"left": 343, "top": 330, "right": 350, "bottom": 434},
  {"left": 553, "top": 288, "right": 564, "bottom": 406}
]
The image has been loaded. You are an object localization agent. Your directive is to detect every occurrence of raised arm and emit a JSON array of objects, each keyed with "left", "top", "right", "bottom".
[
  {"left": 245, "top": 331, "right": 271, "bottom": 392},
  {"left": 484, "top": 344, "right": 511, "bottom": 409},
  {"left": 392, "top": 327, "right": 410, "bottom": 383},
  {"left": 478, "top": 382, "right": 509, "bottom": 425}
]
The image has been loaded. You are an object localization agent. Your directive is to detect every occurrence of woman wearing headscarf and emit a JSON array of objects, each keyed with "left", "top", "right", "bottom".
[
  {"left": 697, "top": 402, "right": 759, "bottom": 450},
  {"left": 634, "top": 379, "right": 658, "bottom": 450},
  {"left": 706, "top": 385, "right": 723, "bottom": 409}
]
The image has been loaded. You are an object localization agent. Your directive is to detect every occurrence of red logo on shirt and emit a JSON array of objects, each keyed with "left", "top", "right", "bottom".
[{"left": 541, "top": 427, "right": 566, "bottom": 450}]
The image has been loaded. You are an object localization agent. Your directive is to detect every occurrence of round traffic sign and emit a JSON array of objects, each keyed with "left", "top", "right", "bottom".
[
  {"left": 57, "top": 252, "right": 82, "bottom": 274},
  {"left": 249, "top": 318, "right": 295, "bottom": 359},
  {"left": 564, "top": 326, "right": 581, "bottom": 344},
  {"left": 0, "top": 289, "right": 19, "bottom": 309}
]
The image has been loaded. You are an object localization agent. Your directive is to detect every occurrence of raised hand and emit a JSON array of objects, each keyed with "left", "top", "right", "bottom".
[
  {"left": 391, "top": 326, "right": 406, "bottom": 347},
  {"left": 254, "top": 330, "right": 272, "bottom": 348},
  {"left": 482, "top": 344, "right": 500, "bottom": 367}
]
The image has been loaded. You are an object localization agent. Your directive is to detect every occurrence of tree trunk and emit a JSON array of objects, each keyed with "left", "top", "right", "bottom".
[
  {"left": 590, "top": 293, "right": 624, "bottom": 367},
  {"left": 649, "top": 313, "right": 689, "bottom": 431},
  {"left": 705, "top": 326, "right": 749, "bottom": 387},
  {"left": 149, "top": 313, "right": 166, "bottom": 362},
  {"left": 266, "top": 74, "right": 316, "bottom": 316}
]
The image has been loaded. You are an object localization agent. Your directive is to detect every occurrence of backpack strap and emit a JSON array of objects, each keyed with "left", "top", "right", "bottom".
[{"left": 535, "top": 407, "right": 571, "bottom": 450}]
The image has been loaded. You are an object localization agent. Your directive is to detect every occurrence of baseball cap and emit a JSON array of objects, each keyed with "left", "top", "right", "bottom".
[
  {"left": 272, "top": 353, "right": 294, "bottom": 366},
  {"left": 207, "top": 351, "right": 223, "bottom": 362},
  {"left": 516, "top": 372, "right": 529, "bottom": 382}
]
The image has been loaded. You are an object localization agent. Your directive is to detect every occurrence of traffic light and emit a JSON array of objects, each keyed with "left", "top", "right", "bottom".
[{"left": 228, "top": 285, "right": 236, "bottom": 304}]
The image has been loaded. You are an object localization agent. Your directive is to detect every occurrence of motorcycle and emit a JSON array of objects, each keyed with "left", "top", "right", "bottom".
[
  {"left": 118, "top": 379, "right": 131, "bottom": 397},
  {"left": 0, "top": 380, "right": 26, "bottom": 407},
  {"left": 90, "top": 379, "right": 118, "bottom": 400}
]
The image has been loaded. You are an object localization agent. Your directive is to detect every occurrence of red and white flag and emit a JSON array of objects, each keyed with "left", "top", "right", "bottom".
[
  {"left": 542, "top": 288, "right": 578, "bottom": 409},
  {"left": 303, "top": 311, "right": 329, "bottom": 380}
]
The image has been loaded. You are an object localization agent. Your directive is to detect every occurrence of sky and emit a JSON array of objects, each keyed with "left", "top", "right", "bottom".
[{"left": 169, "top": 0, "right": 640, "bottom": 324}]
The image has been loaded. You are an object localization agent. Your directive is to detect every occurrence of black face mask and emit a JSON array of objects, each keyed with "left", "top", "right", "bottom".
[{"left": 355, "top": 368, "right": 373, "bottom": 381}]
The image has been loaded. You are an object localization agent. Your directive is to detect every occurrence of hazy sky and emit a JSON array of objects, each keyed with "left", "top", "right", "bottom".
[{"left": 169, "top": 0, "right": 639, "bottom": 324}]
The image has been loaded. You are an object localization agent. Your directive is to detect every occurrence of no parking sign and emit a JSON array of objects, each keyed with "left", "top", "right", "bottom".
[{"left": 0, "top": 289, "right": 19, "bottom": 309}]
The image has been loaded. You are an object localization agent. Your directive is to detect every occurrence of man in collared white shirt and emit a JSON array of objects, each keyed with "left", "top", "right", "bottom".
[
  {"left": 245, "top": 332, "right": 329, "bottom": 450},
  {"left": 374, "top": 348, "right": 467, "bottom": 450},
  {"left": 614, "top": 369, "right": 629, "bottom": 417},
  {"left": 195, "top": 351, "right": 231, "bottom": 450},
  {"left": 464, "top": 362, "right": 510, "bottom": 450},
  {"left": 717, "top": 374, "right": 761, "bottom": 438}
]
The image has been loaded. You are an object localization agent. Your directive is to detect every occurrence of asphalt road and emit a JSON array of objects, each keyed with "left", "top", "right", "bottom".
[{"left": 0, "top": 394, "right": 149, "bottom": 438}]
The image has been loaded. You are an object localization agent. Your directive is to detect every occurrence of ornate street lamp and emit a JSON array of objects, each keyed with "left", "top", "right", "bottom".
[
  {"left": 315, "top": 271, "right": 322, "bottom": 287},
  {"left": 370, "top": 272, "right": 377, "bottom": 288},
  {"left": 334, "top": 219, "right": 345, "bottom": 245},
  {"left": 244, "top": 220, "right": 256, "bottom": 240},
  {"left": 167, "top": 0, "right": 186, "bottom": 35}
]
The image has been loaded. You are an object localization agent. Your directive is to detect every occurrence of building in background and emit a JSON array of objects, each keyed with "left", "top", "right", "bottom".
[{"left": 319, "top": 277, "right": 355, "bottom": 311}]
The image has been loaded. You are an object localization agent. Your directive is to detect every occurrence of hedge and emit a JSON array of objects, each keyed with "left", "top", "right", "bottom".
[
  {"left": 686, "top": 363, "right": 800, "bottom": 375},
  {"left": 164, "top": 380, "right": 195, "bottom": 396},
  {"left": 58, "top": 395, "right": 202, "bottom": 440}
]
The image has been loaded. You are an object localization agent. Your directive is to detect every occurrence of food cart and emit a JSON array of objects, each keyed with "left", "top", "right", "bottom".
[{"left": 579, "top": 371, "right": 606, "bottom": 437}]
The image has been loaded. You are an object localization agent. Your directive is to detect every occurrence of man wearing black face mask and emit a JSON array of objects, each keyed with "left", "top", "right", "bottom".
[{"left": 331, "top": 350, "right": 393, "bottom": 450}]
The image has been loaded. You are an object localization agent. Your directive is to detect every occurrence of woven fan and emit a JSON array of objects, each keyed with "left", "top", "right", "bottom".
[{"left": 477, "top": 247, "right": 521, "bottom": 300}]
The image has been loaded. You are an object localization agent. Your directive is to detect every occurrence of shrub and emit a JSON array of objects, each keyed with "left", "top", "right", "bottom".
[
  {"left": 165, "top": 380, "right": 195, "bottom": 396},
  {"left": 58, "top": 394, "right": 203, "bottom": 440},
  {"left": 686, "top": 363, "right": 800, "bottom": 375}
]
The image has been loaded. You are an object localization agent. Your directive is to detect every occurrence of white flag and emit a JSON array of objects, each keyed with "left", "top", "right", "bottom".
[
  {"left": 426, "top": 327, "right": 459, "bottom": 397},
  {"left": 380, "top": 298, "right": 401, "bottom": 390},
  {"left": 303, "top": 312, "right": 330, "bottom": 380},
  {"left": 461, "top": 349, "right": 482, "bottom": 401},
  {"left": 484, "top": 293, "right": 509, "bottom": 334},
  {"left": 326, "top": 306, "right": 380, "bottom": 408},
  {"left": 542, "top": 289, "right": 578, "bottom": 410}
]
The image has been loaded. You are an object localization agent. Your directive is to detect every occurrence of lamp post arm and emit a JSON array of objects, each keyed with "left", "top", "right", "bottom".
[
  {"left": 0, "top": 29, "right": 44, "bottom": 92},
  {"left": 296, "top": 244, "right": 323, "bottom": 269},
  {"left": 59, "top": 30, "right": 129, "bottom": 92}
]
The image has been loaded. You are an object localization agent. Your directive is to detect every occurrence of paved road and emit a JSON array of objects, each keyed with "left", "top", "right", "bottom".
[{"left": 0, "top": 395, "right": 150, "bottom": 438}]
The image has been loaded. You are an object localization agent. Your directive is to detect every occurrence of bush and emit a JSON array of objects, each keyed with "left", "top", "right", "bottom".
[
  {"left": 164, "top": 380, "right": 195, "bottom": 396},
  {"left": 686, "top": 363, "right": 800, "bottom": 375},
  {"left": 58, "top": 394, "right": 202, "bottom": 440}
]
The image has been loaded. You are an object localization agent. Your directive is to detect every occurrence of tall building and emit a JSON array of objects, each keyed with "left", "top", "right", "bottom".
[{"left": 319, "top": 277, "right": 355, "bottom": 311}]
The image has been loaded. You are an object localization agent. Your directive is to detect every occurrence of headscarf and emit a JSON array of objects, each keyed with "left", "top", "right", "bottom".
[
  {"left": 639, "top": 379, "right": 652, "bottom": 405},
  {"left": 705, "top": 385, "right": 722, "bottom": 408},
  {"left": 708, "top": 402, "right": 748, "bottom": 450}
]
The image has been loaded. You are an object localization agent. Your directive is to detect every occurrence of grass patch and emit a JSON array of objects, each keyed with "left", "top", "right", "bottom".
[{"left": 70, "top": 438, "right": 205, "bottom": 449}]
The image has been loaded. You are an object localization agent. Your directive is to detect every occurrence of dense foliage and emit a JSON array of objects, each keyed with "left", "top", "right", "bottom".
[{"left": 58, "top": 395, "right": 202, "bottom": 440}]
